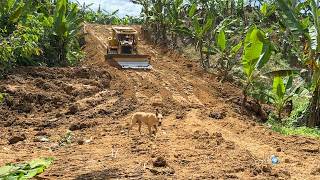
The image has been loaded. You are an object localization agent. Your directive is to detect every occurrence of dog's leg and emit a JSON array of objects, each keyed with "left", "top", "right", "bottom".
[
  {"left": 154, "top": 125, "right": 158, "bottom": 135},
  {"left": 128, "top": 124, "right": 132, "bottom": 136},
  {"left": 148, "top": 125, "right": 152, "bottom": 136},
  {"left": 138, "top": 121, "right": 142, "bottom": 134},
  {"left": 128, "top": 117, "right": 136, "bottom": 136}
]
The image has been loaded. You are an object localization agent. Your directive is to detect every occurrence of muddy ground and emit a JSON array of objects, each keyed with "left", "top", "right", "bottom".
[{"left": 0, "top": 24, "right": 319, "bottom": 179}]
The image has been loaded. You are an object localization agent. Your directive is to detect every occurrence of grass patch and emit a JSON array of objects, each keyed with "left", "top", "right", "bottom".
[
  {"left": 270, "top": 124, "right": 320, "bottom": 138},
  {"left": 0, "top": 93, "right": 4, "bottom": 103},
  {"left": 267, "top": 114, "right": 320, "bottom": 138},
  {"left": 265, "top": 90, "right": 320, "bottom": 138}
]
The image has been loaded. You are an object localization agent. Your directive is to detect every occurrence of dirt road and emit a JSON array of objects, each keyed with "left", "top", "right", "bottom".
[{"left": 0, "top": 24, "right": 319, "bottom": 179}]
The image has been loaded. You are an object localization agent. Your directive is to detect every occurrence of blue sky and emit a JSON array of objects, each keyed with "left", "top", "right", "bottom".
[{"left": 72, "top": 0, "right": 142, "bottom": 17}]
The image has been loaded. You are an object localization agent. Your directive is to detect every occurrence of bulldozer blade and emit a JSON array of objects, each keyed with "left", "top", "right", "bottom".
[{"left": 106, "top": 54, "right": 152, "bottom": 70}]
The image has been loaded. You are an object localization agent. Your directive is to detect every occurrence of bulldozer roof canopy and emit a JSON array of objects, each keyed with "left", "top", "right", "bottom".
[{"left": 112, "top": 26, "right": 138, "bottom": 35}]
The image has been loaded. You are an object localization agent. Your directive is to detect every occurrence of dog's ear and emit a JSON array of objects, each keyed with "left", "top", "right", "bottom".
[{"left": 155, "top": 108, "right": 159, "bottom": 116}]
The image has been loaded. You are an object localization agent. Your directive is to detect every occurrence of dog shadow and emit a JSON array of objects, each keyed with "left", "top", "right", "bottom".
[{"left": 74, "top": 168, "right": 122, "bottom": 180}]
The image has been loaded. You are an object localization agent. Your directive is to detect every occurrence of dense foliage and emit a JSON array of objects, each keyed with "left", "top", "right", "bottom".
[
  {"left": 0, "top": 0, "right": 84, "bottom": 75},
  {"left": 132, "top": 0, "right": 319, "bottom": 129}
]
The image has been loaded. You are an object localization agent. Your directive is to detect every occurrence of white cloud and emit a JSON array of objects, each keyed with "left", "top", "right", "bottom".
[{"left": 72, "top": 0, "right": 142, "bottom": 17}]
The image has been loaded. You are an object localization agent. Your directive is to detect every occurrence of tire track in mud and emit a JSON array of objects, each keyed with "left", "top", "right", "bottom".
[{"left": 88, "top": 24, "right": 205, "bottom": 109}]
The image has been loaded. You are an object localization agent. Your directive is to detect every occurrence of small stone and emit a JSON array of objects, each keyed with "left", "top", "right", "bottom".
[
  {"left": 153, "top": 156, "right": 167, "bottom": 167},
  {"left": 311, "top": 167, "right": 320, "bottom": 175},
  {"left": 9, "top": 134, "right": 26, "bottom": 144},
  {"left": 77, "top": 140, "right": 85, "bottom": 145},
  {"left": 67, "top": 104, "right": 79, "bottom": 115},
  {"left": 276, "top": 147, "right": 282, "bottom": 152},
  {"left": 262, "top": 165, "right": 272, "bottom": 173},
  {"left": 55, "top": 113, "right": 63, "bottom": 118},
  {"left": 35, "top": 131, "right": 47, "bottom": 136},
  {"left": 209, "top": 111, "right": 226, "bottom": 120},
  {"left": 176, "top": 113, "right": 184, "bottom": 119},
  {"left": 34, "top": 136, "right": 49, "bottom": 142}
]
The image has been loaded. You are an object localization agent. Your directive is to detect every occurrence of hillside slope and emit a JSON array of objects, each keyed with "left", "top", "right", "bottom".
[{"left": 0, "top": 24, "right": 319, "bottom": 179}]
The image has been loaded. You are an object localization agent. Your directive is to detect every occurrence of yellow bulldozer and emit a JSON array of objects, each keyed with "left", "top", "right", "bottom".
[{"left": 106, "top": 26, "right": 152, "bottom": 70}]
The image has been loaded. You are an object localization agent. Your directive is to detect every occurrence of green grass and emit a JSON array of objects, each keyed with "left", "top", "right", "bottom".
[
  {"left": 270, "top": 124, "right": 320, "bottom": 138},
  {"left": 267, "top": 115, "right": 320, "bottom": 138},
  {"left": 265, "top": 90, "right": 320, "bottom": 138},
  {"left": 0, "top": 93, "right": 3, "bottom": 103}
]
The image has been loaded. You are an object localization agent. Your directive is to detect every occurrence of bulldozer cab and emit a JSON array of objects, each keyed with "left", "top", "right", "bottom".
[
  {"left": 106, "top": 26, "right": 152, "bottom": 70},
  {"left": 118, "top": 34, "right": 135, "bottom": 54}
]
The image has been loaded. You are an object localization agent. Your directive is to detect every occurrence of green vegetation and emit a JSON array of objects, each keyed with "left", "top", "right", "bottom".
[
  {"left": 241, "top": 25, "right": 272, "bottom": 105},
  {"left": 132, "top": 0, "right": 320, "bottom": 132},
  {"left": 268, "top": 118, "right": 320, "bottom": 138},
  {"left": 58, "top": 130, "right": 73, "bottom": 146},
  {"left": 0, "top": 0, "right": 84, "bottom": 74},
  {"left": 0, "top": 157, "right": 53, "bottom": 179},
  {"left": 0, "top": 93, "right": 4, "bottom": 103},
  {"left": 269, "top": 75, "right": 300, "bottom": 120},
  {"left": 212, "top": 28, "right": 242, "bottom": 81}
]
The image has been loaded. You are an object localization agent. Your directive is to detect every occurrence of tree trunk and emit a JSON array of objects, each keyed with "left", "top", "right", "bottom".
[
  {"left": 199, "top": 42, "right": 204, "bottom": 68},
  {"left": 307, "top": 85, "right": 320, "bottom": 127},
  {"left": 162, "top": 23, "right": 167, "bottom": 43},
  {"left": 59, "top": 40, "right": 67, "bottom": 66},
  {"left": 155, "top": 24, "right": 160, "bottom": 44},
  {"left": 242, "top": 83, "right": 250, "bottom": 107},
  {"left": 278, "top": 108, "right": 282, "bottom": 122}
]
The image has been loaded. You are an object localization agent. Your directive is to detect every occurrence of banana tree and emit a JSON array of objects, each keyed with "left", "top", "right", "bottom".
[
  {"left": 260, "top": 2, "right": 277, "bottom": 26},
  {"left": 267, "top": 72, "right": 302, "bottom": 120},
  {"left": 131, "top": 0, "right": 152, "bottom": 40},
  {"left": 277, "top": 0, "right": 320, "bottom": 127},
  {"left": 210, "top": 28, "right": 243, "bottom": 81},
  {"left": 145, "top": 0, "right": 168, "bottom": 43},
  {"left": 167, "top": 0, "right": 184, "bottom": 47},
  {"left": 131, "top": 0, "right": 151, "bottom": 26},
  {"left": 0, "top": 0, "right": 25, "bottom": 35},
  {"left": 174, "top": 2, "right": 214, "bottom": 68},
  {"left": 242, "top": 25, "right": 273, "bottom": 105},
  {"left": 236, "top": 0, "right": 246, "bottom": 25},
  {"left": 49, "top": 0, "right": 83, "bottom": 66}
]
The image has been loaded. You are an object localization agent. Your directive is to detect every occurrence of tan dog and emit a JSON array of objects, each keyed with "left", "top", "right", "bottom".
[{"left": 128, "top": 110, "right": 163, "bottom": 136}]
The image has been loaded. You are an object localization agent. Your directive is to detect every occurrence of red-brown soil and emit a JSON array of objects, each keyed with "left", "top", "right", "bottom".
[{"left": 0, "top": 24, "right": 319, "bottom": 179}]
